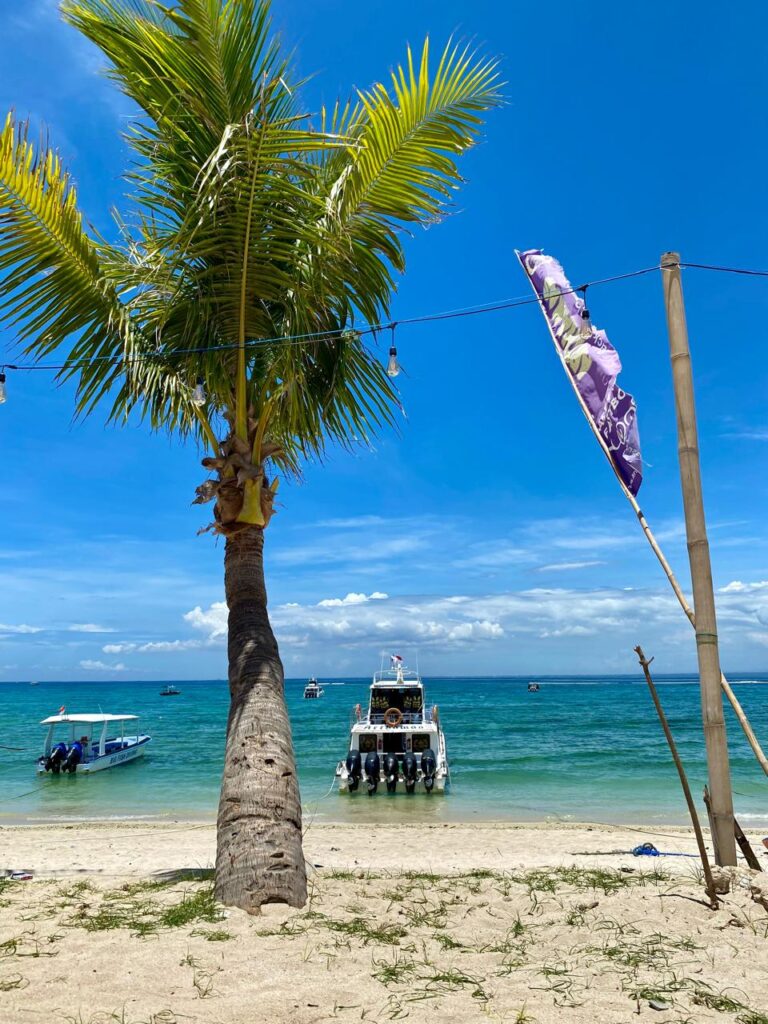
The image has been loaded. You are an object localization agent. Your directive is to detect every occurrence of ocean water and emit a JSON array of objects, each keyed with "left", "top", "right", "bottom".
[{"left": 2, "top": 676, "right": 768, "bottom": 828}]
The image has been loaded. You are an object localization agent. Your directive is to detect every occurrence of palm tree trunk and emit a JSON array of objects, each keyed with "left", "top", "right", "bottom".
[{"left": 214, "top": 527, "right": 307, "bottom": 911}]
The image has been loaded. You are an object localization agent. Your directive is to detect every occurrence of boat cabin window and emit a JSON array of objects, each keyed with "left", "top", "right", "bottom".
[
  {"left": 383, "top": 732, "right": 404, "bottom": 754},
  {"left": 370, "top": 687, "right": 423, "bottom": 714}
]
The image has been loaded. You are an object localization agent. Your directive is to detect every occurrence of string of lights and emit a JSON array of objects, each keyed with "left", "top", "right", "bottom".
[{"left": 0, "top": 260, "right": 766, "bottom": 406}]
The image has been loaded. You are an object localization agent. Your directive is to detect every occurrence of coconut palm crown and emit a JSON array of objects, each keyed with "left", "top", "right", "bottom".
[{"left": 0, "top": 0, "right": 501, "bottom": 911}]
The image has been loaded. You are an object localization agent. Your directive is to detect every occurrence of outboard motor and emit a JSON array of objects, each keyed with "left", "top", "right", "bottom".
[
  {"left": 44, "top": 742, "right": 68, "bottom": 774},
  {"left": 345, "top": 750, "right": 362, "bottom": 792},
  {"left": 383, "top": 753, "right": 399, "bottom": 793},
  {"left": 421, "top": 748, "right": 437, "bottom": 793},
  {"left": 62, "top": 740, "right": 83, "bottom": 774},
  {"left": 402, "top": 751, "right": 417, "bottom": 793},
  {"left": 364, "top": 752, "right": 380, "bottom": 795}
]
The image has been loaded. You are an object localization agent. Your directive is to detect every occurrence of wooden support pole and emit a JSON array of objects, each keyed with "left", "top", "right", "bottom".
[
  {"left": 635, "top": 646, "right": 718, "bottom": 908},
  {"left": 661, "top": 252, "right": 736, "bottom": 866}
]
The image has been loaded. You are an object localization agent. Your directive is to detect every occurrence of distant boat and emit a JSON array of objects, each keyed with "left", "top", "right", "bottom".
[
  {"left": 38, "top": 713, "right": 150, "bottom": 775},
  {"left": 160, "top": 685, "right": 181, "bottom": 696},
  {"left": 303, "top": 677, "right": 324, "bottom": 699},
  {"left": 527, "top": 681, "right": 540, "bottom": 692},
  {"left": 29, "top": 681, "right": 39, "bottom": 686}
]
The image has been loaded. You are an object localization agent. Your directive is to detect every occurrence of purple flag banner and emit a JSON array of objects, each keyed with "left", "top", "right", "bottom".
[{"left": 517, "top": 248, "right": 643, "bottom": 496}]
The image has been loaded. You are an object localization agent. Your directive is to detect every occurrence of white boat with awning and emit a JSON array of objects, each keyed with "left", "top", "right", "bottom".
[
  {"left": 336, "top": 656, "right": 449, "bottom": 794},
  {"left": 37, "top": 713, "right": 151, "bottom": 774}
]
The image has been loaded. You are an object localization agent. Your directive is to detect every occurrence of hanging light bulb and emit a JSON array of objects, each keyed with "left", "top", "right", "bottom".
[
  {"left": 578, "top": 286, "right": 591, "bottom": 327},
  {"left": 0, "top": 371, "right": 6, "bottom": 405},
  {"left": 191, "top": 377, "right": 206, "bottom": 407},
  {"left": 386, "top": 325, "right": 401, "bottom": 377},
  {"left": 386, "top": 347, "right": 401, "bottom": 377}
]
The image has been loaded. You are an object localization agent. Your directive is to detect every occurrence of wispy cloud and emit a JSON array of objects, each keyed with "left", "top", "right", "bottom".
[
  {"left": 68, "top": 623, "right": 115, "bottom": 634},
  {"left": 316, "top": 592, "right": 388, "bottom": 608},
  {"left": 315, "top": 515, "right": 389, "bottom": 529},
  {"left": 0, "top": 623, "right": 42, "bottom": 635},
  {"left": 103, "top": 640, "right": 203, "bottom": 655},
  {"left": 272, "top": 534, "right": 428, "bottom": 567},
  {"left": 536, "top": 561, "right": 605, "bottom": 572},
  {"left": 79, "top": 659, "right": 126, "bottom": 672},
  {"left": 722, "top": 430, "right": 768, "bottom": 442}
]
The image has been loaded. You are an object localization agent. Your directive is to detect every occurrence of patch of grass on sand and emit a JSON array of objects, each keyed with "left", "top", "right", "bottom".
[
  {"left": 691, "top": 986, "right": 750, "bottom": 1013},
  {"left": 190, "top": 928, "right": 232, "bottom": 942},
  {"left": 0, "top": 973, "right": 28, "bottom": 991},
  {"left": 0, "top": 929, "right": 60, "bottom": 958},
  {"left": 63, "top": 1012, "right": 178, "bottom": 1024},
  {"left": 514, "top": 865, "right": 665, "bottom": 895},
  {"left": 70, "top": 883, "right": 222, "bottom": 936},
  {"left": 372, "top": 951, "right": 418, "bottom": 986},
  {"left": 325, "top": 916, "right": 408, "bottom": 946},
  {"left": 431, "top": 931, "right": 467, "bottom": 951}
]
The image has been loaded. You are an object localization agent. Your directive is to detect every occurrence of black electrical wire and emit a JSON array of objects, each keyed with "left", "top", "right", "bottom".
[{"left": 0, "top": 264, "right": 661, "bottom": 375}]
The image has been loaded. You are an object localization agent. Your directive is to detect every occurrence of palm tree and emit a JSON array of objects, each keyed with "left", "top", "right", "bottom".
[{"left": 0, "top": 0, "right": 501, "bottom": 911}]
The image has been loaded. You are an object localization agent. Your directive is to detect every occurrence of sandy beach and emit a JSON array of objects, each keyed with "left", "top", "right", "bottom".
[{"left": 2, "top": 820, "right": 768, "bottom": 1023}]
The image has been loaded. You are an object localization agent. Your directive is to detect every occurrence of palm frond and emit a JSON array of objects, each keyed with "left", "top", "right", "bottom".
[{"left": 1, "top": 4, "right": 500, "bottom": 479}]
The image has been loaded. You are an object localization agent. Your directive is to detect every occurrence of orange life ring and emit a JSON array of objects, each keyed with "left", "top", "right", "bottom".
[{"left": 383, "top": 707, "right": 403, "bottom": 728}]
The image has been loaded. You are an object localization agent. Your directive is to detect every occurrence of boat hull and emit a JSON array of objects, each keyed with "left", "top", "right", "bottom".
[{"left": 336, "top": 767, "right": 448, "bottom": 794}]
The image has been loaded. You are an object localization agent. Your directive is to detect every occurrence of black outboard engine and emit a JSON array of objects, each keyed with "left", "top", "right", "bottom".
[
  {"left": 44, "top": 742, "right": 67, "bottom": 774},
  {"left": 62, "top": 741, "right": 83, "bottom": 774},
  {"left": 402, "top": 751, "right": 417, "bottom": 793},
  {"left": 383, "top": 753, "right": 399, "bottom": 793},
  {"left": 421, "top": 748, "right": 437, "bottom": 793},
  {"left": 364, "top": 752, "right": 380, "bottom": 795},
  {"left": 345, "top": 749, "right": 362, "bottom": 792}
]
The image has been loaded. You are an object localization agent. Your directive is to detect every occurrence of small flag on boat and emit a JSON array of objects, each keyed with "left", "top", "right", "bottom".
[
  {"left": 58, "top": 706, "right": 66, "bottom": 714},
  {"left": 390, "top": 654, "right": 403, "bottom": 667},
  {"left": 517, "top": 249, "right": 642, "bottom": 496}
]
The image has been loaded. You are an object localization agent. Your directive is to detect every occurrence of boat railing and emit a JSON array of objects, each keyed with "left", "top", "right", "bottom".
[{"left": 350, "top": 708, "right": 436, "bottom": 726}]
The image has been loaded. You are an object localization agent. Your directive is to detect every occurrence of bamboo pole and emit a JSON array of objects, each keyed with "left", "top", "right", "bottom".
[
  {"left": 519, "top": 255, "right": 768, "bottom": 778},
  {"left": 635, "top": 646, "right": 719, "bottom": 908},
  {"left": 661, "top": 251, "right": 736, "bottom": 866}
]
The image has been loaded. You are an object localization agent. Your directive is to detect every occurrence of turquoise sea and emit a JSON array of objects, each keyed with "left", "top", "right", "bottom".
[{"left": 2, "top": 676, "right": 768, "bottom": 828}]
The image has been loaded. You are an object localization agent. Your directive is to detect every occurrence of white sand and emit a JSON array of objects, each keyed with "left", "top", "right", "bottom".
[{"left": 1, "top": 821, "right": 767, "bottom": 1023}]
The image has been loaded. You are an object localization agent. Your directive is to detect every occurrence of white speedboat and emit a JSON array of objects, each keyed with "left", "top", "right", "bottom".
[
  {"left": 303, "top": 678, "right": 324, "bottom": 699},
  {"left": 37, "top": 713, "right": 151, "bottom": 775},
  {"left": 336, "top": 656, "right": 448, "bottom": 794}
]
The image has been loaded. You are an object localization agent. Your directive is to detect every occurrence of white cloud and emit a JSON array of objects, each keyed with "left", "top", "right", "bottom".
[
  {"left": 0, "top": 623, "right": 42, "bottom": 634},
  {"left": 184, "top": 602, "right": 227, "bottom": 639},
  {"left": 719, "top": 581, "right": 768, "bottom": 594},
  {"left": 317, "top": 591, "right": 388, "bottom": 607},
  {"left": 79, "top": 659, "right": 126, "bottom": 672},
  {"left": 539, "top": 625, "right": 597, "bottom": 638},
  {"left": 722, "top": 430, "right": 768, "bottom": 442},
  {"left": 103, "top": 639, "right": 203, "bottom": 655},
  {"left": 316, "top": 515, "right": 388, "bottom": 529},
  {"left": 68, "top": 623, "right": 115, "bottom": 633}
]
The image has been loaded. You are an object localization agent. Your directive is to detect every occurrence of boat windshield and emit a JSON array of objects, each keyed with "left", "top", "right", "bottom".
[{"left": 369, "top": 686, "right": 423, "bottom": 722}]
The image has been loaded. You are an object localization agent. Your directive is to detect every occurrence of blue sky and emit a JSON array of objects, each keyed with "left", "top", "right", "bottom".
[{"left": 2, "top": 0, "right": 768, "bottom": 680}]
